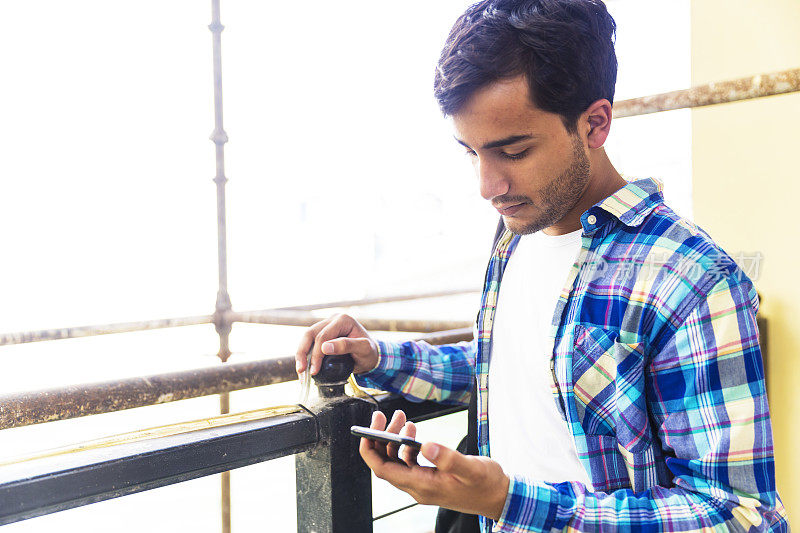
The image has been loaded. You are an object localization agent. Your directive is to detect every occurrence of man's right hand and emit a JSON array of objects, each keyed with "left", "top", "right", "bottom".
[{"left": 294, "top": 314, "right": 379, "bottom": 376}]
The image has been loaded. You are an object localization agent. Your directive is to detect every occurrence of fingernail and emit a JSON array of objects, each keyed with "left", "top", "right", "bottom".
[
  {"left": 371, "top": 411, "right": 378, "bottom": 423},
  {"left": 427, "top": 443, "right": 440, "bottom": 461},
  {"left": 321, "top": 342, "right": 334, "bottom": 354},
  {"left": 296, "top": 361, "right": 302, "bottom": 373}
]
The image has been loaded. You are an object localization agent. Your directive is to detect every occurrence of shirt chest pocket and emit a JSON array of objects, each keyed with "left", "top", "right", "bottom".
[
  {"left": 572, "top": 324, "right": 652, "bottom": 455},
  {"left": 571, "top": 325, "right": 662, "bottom": 492}
]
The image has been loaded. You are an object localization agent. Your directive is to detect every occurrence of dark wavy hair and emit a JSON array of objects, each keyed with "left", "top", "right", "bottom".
[{"left": 434, "top": 0, "right": 617, "bottom": 133}]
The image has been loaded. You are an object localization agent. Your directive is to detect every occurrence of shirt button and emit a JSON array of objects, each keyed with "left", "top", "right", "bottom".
[{"left": 587, "top": 214, "right": 597, "bottom": 225}]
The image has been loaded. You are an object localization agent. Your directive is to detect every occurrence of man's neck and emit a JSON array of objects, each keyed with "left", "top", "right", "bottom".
[{"left": 542, "top": 150, "right": 626, "bottom": 236}]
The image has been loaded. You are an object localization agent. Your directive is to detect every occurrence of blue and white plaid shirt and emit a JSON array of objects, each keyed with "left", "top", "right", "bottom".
[{"left": 357, "top": 178, "right": 788, "bottom": 532}]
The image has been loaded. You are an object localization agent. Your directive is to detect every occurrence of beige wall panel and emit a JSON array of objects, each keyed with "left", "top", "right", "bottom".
[{"left": 691, "top": 0, "right": 800, "bottom": 523}]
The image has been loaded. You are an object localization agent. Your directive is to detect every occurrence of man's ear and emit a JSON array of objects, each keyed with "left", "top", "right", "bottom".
[{"left": 583, "top": 98, "right": 613, "bottom": 149}]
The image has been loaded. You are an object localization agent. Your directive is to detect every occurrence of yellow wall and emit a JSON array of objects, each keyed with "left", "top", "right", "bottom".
[{"left": 691, "top": 0, "right": 800, "bottom": 523}]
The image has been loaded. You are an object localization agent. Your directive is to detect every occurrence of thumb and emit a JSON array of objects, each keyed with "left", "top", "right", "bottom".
[
  {"left": 421, "top": 442, "right": 475, "bottom": 477},
  {"left": 321, "top": 337, "right": 372, "bottom": 357},
  {"left": 320, "top": 337, "right": 377, "bottom": 371}
]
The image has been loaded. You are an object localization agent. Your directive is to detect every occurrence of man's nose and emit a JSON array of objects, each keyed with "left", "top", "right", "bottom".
[{"left": 476, "top": 157, "right": 509, "bottom": 201}]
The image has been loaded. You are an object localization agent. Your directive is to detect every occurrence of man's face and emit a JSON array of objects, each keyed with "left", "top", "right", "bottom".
[{"left": 452, "top": 76, "right": 591, "bottom": 235}]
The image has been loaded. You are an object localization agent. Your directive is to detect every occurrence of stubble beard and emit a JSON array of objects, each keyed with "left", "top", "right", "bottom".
[{"left": 504, "top": 135, "right": 591, "bottom": 236}]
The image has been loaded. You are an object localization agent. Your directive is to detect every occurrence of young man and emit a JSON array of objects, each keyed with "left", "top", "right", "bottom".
[{"left": 295, "top": 1, "right": 788, "bottom": 530}]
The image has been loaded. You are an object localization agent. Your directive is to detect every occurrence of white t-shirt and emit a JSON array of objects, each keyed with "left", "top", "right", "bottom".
[{"left": 488, "top": 228, "right": 591, "bottom": 486}]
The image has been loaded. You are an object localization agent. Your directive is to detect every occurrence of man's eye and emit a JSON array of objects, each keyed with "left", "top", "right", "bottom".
[
  {"left": 501, "top": 148, "right": 529, "bottom": 161},
  {"left": 463, "top": 148, "right": 529, "bottom": 160}
]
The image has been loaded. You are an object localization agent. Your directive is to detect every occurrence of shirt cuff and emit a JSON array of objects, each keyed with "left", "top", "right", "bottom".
[
  {"left": 354, "top": 340, "right": 402, "bottom": 383},
  {"left": 494, "top": 475, "right": 551, "bottom": 532}
]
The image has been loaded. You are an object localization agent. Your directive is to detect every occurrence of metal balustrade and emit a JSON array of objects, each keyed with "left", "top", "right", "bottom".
[{"left": 0, "top": 383, "right": 466, "bottom": 530}]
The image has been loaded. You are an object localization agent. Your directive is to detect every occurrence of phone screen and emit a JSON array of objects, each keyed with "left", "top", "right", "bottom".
[{"left": 350, "top": 425, "right": 422, "bottom": 449}]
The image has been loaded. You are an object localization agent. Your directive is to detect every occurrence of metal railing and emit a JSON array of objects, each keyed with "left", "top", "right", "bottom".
[
  {"left": 0, "top": 315, "right": 474, "bottom": 529},
  {"left": 0, "top": 327, "right": 473, "bottom": 430},
  {"left": 0, "top": 385, "right": 467, "bottom": 529},
  {"left": 612, "top": 68, "right": 800, "bottom": 117}
]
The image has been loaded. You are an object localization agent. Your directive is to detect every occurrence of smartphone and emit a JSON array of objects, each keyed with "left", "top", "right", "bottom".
[{"left": 350, "top": 425, "right": 422, "bottom": 449}]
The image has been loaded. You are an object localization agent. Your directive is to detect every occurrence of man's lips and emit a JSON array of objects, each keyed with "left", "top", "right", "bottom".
[{"left": 495, "top": 202, "right": 527, "bottom": 216}]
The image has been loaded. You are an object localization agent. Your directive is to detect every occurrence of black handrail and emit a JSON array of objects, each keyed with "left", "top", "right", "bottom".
[{"left": 0, "top": 389, "right": 466, "bottom": 531}]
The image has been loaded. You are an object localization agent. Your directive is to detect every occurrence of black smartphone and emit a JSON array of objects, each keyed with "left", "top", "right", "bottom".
[{"left": 350, "top": 425, "right": 422, "bottom": 449}]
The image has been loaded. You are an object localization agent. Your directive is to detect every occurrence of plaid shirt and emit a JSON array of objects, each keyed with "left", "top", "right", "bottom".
[{"left": 357, "top": 178, "right": 788, "bottom": 532}]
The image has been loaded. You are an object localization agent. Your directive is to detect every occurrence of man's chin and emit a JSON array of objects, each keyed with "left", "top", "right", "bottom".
[{"left": 503, "top": 215, "right": 547, "bottom": 236}]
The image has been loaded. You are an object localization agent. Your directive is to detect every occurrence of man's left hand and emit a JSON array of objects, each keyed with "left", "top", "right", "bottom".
[{"left": 359, "top": 410, "right": 510, "bottom": 521}]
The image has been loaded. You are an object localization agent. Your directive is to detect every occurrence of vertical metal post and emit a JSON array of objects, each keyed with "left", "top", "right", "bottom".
[
  {"left": 209, "top": 0, "right": 232, "bottom": 532},
  {"left": 219, "top": 393, "right": 231, "bottom": 533},
  {"left": 209, "top": 0, "right": 233, "bottom": 363},
  {"left": 296, "top": 396, "right": 375, "bottom": 533}
]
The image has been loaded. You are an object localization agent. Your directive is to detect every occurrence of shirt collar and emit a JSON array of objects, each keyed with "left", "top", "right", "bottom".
[{"left": 580, "top": 177, "right": 665, "bottom": 233}]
